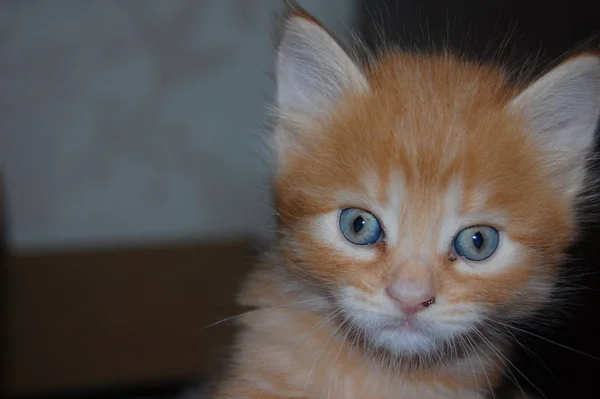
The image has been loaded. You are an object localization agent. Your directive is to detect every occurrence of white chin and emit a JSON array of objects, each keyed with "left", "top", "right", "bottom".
[{"left": 372, "top": 328, "right": 438, "bottom": 355}]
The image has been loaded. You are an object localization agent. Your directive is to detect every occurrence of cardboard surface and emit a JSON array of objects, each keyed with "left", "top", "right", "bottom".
[{"left": 6, "top": 241, "right": 253, "bottom": 395}]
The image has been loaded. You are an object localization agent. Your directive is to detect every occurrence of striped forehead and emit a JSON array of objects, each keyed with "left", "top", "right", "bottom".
[{"left": 355, "top": 169, "right": 490, "bottom": 257}]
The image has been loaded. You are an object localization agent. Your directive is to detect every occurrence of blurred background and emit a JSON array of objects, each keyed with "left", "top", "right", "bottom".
[
  {"left": 0, "top": 1, "right": 358, "bottom": 397},
  {"left": 1, "top": 1, "right": 599, "bottom": 398}
]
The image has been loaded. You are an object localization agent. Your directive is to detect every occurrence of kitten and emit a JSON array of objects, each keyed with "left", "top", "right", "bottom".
[{"left": 212, "top": 6, "right": 600, "bottom": 399}]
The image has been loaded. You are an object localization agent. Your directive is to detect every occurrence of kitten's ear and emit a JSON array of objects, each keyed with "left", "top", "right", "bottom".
[
  {"left": 275, "top": 10, "right": 369, "bottom": 117},
  {"left": 509, "top": 54, "right": 600, "bottom": 197}
]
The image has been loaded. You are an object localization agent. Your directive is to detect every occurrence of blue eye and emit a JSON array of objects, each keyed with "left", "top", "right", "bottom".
[
  {"left": 339, "top": 208, "right": 382, "bottom": 245},
  {"left": 453, "top": 225, "right": 499, "bottom": 261}
]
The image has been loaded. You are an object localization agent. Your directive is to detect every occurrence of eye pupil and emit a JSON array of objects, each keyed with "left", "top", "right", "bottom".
[
  {"left": 453, "top": 225, "right": 499, "bottom": 262},
  {"left": 339, "top": 208, "right": 382, "bottom": 245},
  {"left": 472, "top": 232, "right": 484, "bottom": 249},
  {"left": 353, "top": 216, "right": 365, "bottom": 233}
]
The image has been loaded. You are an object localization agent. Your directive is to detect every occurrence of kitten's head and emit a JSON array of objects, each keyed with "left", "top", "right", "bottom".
[{"left": 271, "top": 10, "right": 600, "bottom": 358}]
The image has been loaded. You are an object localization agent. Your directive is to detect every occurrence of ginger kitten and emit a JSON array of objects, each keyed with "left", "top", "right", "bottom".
[{"left": 212, "top": 6, "right": 600, "bottom": 399}]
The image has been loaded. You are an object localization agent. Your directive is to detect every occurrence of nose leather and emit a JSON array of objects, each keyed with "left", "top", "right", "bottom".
[{"left": 387, "top": 259, "right": 436, "bottom": 313}]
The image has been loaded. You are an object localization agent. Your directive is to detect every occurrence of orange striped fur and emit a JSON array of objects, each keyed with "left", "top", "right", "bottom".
[{"left": 212, "top": 6, "right": 600, "bottom": 399}]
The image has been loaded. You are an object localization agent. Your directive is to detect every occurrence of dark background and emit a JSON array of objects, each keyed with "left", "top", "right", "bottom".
[{"left": 359, "top": 1, "right": 600, "bottom": 398}]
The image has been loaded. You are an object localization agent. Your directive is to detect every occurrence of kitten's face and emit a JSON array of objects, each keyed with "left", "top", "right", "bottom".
[
  {"left": 273, "top": 14, "right": 599, "bottom": 358},
  {"left": 276, "top": 62, "right": 569, "bottom": 356}
]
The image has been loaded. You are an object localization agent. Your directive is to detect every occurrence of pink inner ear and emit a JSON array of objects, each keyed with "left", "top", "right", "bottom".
[
  {"left": 276, "top": 15, "right": 369, "bottom": 117},
  {"left": 509, "top": 55, "right": 600, "bottom": 160}
]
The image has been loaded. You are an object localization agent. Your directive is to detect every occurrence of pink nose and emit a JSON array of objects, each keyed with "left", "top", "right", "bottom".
[{"left": 386, "top": 280, "right": 436, "bottom": 314}]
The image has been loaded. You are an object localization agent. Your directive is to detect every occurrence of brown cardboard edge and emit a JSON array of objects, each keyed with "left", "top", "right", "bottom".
[{"left": 6, "top": 240, "right": 257, "bottom": 396}]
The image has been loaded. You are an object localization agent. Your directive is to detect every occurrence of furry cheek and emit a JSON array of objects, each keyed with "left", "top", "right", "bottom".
[{"left": 282, "top": 212, "right": 388, "bottom": 290}]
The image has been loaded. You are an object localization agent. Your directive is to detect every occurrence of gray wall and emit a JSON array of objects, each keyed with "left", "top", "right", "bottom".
[{"left": 0, "top": 0, "right": 359, "bottom": 251}]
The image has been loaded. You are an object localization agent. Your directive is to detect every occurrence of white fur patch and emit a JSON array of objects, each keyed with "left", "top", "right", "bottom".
[
  {"left": 381, "top": 171, "right": 405, "bottom": 246},
  {"left": 338, "top": 286, "right": 479, "bottom": 355},
  {"left": 312, "top": 212, "right": 377, "bottom": 262},
  {"left": 436, "top": 179, "right": 465, "bottom": 253}
]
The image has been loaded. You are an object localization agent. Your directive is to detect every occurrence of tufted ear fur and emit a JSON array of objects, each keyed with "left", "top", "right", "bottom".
[
  {"left": 275, "top": 11, "right": 368, "bottom": 118},
  {"left": 508, "top": 54, "right": 600, "bottom": 199}
]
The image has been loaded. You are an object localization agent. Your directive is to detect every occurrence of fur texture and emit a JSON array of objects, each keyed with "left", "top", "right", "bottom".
[{"left": 212, "top": 7, "right": 600, "bottom": 399}]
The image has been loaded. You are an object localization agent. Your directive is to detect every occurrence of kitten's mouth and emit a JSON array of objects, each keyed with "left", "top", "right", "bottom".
[{"left": 380, "top": 317, "right": 424, "bottom": 334}]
